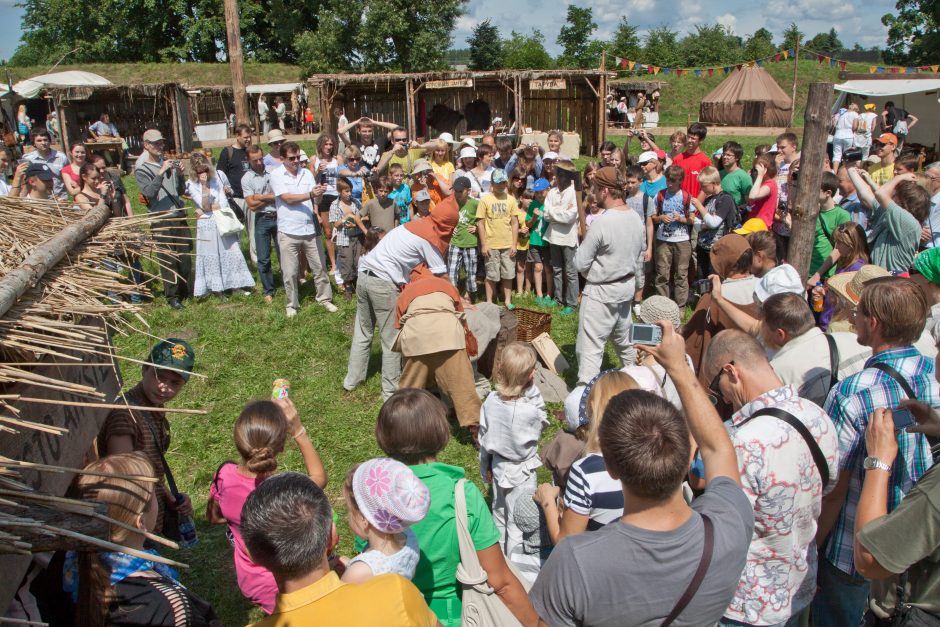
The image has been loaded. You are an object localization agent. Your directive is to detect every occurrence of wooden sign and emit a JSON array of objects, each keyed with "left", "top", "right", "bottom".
[
  {"left": 426, "top": 79, "right": 473, "bottom": 89},
  {"left": 0, "top": 333, "right": 122, "bottom": 613},
  {"left": 530, "top": 79, "right": 567, "bottom": 90}
]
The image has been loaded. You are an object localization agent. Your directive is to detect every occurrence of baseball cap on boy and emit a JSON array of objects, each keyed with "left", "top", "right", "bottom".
[
  {"left": 491, "top": 169, "right": 508, "bottom": 184},
  {"left": 531, "top": 178, "right": 550, "bottom": 192}
]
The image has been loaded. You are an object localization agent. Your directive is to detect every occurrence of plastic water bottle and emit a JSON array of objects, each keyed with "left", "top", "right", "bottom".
[
  {"left": 812, "top": 282, "right": 825, "bottom": 313},
  {"left": 176, "top": 495, "right": 198, "bottom": 548}
]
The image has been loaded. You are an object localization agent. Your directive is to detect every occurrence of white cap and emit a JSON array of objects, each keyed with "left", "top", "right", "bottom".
[
  {"left": 438, "top": 132, "right": 455, "bottom": 144},
  {"left": 298, "top": 150, "right": 309, "bottom": 162},
  {"left": 461, "top": 136, "right": 476, "bottom": 147},
  {"left": 459, "top": 146, "right": 477, "bottom": 160},
  {"left": 637, "top": 150, "right": 658, "bottom": 164},
  {"left": 543, "top": 151, "right": 559, "bottom": 161},
  {"left": 753, "top": 264, "right": 804, "bottom": 304},
  {"left": 564, "top": 385, "right": 587, "bottom": 432},
  {"left": 768, "top": 143, "right": 779, "bottom": 153}
]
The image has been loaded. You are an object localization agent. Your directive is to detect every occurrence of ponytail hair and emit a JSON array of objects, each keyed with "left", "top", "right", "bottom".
[{"left": 234, "top": 400, "right": 288, "bottom": 474}]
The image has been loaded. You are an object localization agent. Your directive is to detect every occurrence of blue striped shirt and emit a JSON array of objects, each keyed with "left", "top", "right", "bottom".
[
  {"left": 563, "top": 453, "right": 624, "bottom": 530},
  {"left": 822, "top": 346, "right": 938, "bottom": 575}
]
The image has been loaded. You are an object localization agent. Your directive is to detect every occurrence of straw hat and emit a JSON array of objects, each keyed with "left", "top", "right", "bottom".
[
  {"left": 266, "top": 129, "right": 286, "bottom": 144},
  {"left": 827, "top": 264, "right": 891, "bottom": 305}
]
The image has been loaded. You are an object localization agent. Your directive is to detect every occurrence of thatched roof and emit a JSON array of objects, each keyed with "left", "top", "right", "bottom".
[{"left": 308, "top": 68, "right": 613, "bottom": 85}]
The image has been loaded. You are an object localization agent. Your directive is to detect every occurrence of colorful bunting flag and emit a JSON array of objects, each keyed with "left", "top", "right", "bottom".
[
  {"left": 723, "top": 66, "right": 731, "bottom": 74},
  {"left": 663, "top": 68, "right": 670, "bottom": 74},
  {"left": 694, "top": 69, "right": 702, "bottom": 76},
  {"left": 890, "top": 67, "right": 900, "bottom": 73},
  {"left": 628, "top": 60, "right": 636, "bottom": 70},
  {"left": 785, "top": 49, "right": 792, "bottom": 59},
  {"left": 876, "top": 67, "right": 885, "bottom": 73},
  {"left": 932, "top": 65, "right": 939, "bottom": 73},
  {"left": 839, "top": 60, "right": 847, "bottom": 70},
  {"left": 869, "top": 66, "right": 877, "bottom": 74},
  {"left": 756, "top": 59, "right": 764, "bottom": 67},
  {"left": 708, "top": 68, "right": 714, "bottom": 76},
  {"left": 829, "top": 57, "right": 836, "bottom": 66},
  {"left": 905, "top": 67, "right": 915, "bottom": 73},
  {"left": 774, "top": 53, "right": 781, "bottom": 62}
]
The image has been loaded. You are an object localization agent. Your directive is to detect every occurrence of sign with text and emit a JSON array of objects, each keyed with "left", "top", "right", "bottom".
[
  {"left": 530, "top": 79, "right": 567, "bottom": 90},
  {"left": 426, "top": 79, "right": 474, "bottom": 89}
]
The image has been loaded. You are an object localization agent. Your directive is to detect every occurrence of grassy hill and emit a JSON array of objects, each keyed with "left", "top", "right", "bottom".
[
  {"left": 615, "top": 59, "right": 872, "bottom": 126},
  {"left": 1, "top": 62, "right": 303, "bottom": 86}
]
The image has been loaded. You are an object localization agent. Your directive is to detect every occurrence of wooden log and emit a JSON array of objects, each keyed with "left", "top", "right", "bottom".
[
  {"left": 789, "top": 82, "right": 834, "bottom": 279},
  {"left": 0, "top": 204, "right": 111, "bottom": 321},
  {"left": 224, "top": 0, "right": 249, "bottom": 125}
]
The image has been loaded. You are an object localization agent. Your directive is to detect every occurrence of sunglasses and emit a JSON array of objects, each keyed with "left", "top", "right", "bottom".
[
  {"left": 285, "top": 156, "right": 300, "bottom": 162},
  {"left": 348, "top": 157, "right": 360, "bottom": 162},
  {"left": 707, "top": 361, "right": 733, "bottom": 405}
]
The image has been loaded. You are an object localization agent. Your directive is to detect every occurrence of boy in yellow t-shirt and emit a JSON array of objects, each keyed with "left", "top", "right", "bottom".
[{"left": 476, "top": 168, "right": 524, "bottom": 308}]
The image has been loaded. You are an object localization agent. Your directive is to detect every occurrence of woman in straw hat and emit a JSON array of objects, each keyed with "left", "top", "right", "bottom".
[{"left": 825, "top": 263, "right": 891, "bottom": 333}]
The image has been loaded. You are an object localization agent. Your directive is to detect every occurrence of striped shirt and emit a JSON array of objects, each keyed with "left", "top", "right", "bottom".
[
  {"left": 563, "top": 453, "right": 624, "bottom": 530},
  {"left": 822, "top": 346, "right": 938, "bottom": 576}
]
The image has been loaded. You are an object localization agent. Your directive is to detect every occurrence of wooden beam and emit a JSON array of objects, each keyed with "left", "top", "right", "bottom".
[
  {"left": 788, "top": 82, "right": 834, "bottom": 280},
  {"left": 597, "top": 72, "right": 607, "bottom": 157},
  {"left": 223, "top": 0, "right": 249, "bottom": 125},
  {"left": 582, "top": 76, "right": 599, "bottom": 98},
  {"left": 405, "top": 78, "right": 416, "bottom": 140},
  {"left": 789, "top": 37, "right": 800, "bottom": 128}
]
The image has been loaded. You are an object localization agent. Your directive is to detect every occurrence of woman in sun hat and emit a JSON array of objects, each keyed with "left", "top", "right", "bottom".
[{"left": 825, "top": 263, "right": 891, "bottom": 332}]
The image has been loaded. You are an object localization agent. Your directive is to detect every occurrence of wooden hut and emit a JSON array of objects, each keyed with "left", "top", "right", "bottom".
[
  {"left": 48, "top": 83, "right": 196, "bottom": 157},
  {"left": 309, "top": 70, "right": 610, "bottom": 158}
]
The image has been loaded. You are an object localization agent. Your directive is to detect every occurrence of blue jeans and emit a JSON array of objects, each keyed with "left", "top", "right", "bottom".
[
  {"left": 810, "top": 558, "right": 869, "bottom": 627},
  {"left": 254, "top": 213, "right": 278, "bottom": 296}
]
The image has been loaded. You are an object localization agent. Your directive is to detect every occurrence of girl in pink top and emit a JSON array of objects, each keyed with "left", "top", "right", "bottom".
[
  {"left": 207, "top": 398, "right": 327, "bottom": 614},
  {"left": 746, "top": 154, "right": 779, "bottom": 228}
]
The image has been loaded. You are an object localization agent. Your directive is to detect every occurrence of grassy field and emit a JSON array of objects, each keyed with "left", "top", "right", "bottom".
[{"left": 112, "top": 134, "right": 772, "bottom": 624}]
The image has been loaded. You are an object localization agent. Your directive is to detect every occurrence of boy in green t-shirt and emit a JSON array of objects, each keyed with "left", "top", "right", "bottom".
[
  {"left": 719, "top": 141, "right": 752, "bottom": 215},
  {"left": 447, "top": 177, "right": 480, "bottom": 300},
  {"left": 476, "top": 169, "right": 523, "bottom": 308},
  {"left": 810, "top": 171, "right": 851, "bottom": 278},
  {"left": 526, "top": 178, "right": 552, "bottom": 305}
]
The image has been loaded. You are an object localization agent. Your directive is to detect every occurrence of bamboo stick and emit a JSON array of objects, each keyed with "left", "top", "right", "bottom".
[{"left": 0, "top": 459, "right": 159, "bottom": 483}]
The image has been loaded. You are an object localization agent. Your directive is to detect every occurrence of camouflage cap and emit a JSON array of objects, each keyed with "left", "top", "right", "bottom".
[{"left": 148, "top": 338, "right": 195, "bottom": 381}]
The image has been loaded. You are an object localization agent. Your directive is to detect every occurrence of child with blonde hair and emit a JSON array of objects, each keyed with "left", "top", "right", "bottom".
[
  {"left": 340, "top": 457, "right": 430, "bottom": 583},
  {"left": 479, "top": 341, "right": 548, "bottom": 556}
]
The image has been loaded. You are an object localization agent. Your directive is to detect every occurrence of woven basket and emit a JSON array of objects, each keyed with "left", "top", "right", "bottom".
[{"left": 514, "top": 308, "right": 552, "bottom": 343}]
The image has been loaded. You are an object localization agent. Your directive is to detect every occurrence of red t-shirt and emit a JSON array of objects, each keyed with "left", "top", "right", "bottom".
[{"left": 672, "top": 150, "right": 712, "bottom": 199}]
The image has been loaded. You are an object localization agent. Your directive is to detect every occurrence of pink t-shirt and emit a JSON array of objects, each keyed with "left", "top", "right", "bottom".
[
  {"left": 746, "top": 178, "right": 778, "bottom": 228},
  {"left": 209, "top": 462, "right": 277, "bottom": 613}
]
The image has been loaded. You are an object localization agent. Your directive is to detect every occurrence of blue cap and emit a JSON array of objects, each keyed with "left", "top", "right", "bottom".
[
  {"left": 491, "top": 168, "right": 507, "bottom": 184},
  {"left": 530, "top": 178, "right": 550, "bottom": 192}
]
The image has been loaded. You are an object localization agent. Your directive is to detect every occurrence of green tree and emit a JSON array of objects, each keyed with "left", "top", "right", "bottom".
[
  {"left": 502, "top": 30, "right": 553, "bottom": 69},
  {"left": 609, "top": 17, "right": 641, "bottom": 60},
  {"left": 678, "top": 23, "right": 742, "bottom": 66},
  {"left": 642, "top": 26, "right": 681, "bottom": 68},
  {"left": 468, "top": 19, "right": 503, "bottom": 70},
  {"left": 781, "top": 22, "right": 804, "bottom": 50},
  {"left": 882, "top": 0, "right": 940, "bottom": 65},
  {"left": 743, "top": 27, "right": 776, "bottom": 60},
  {"left": 556, "top": 5, "right": 597, "bottom": 68},
  {"left": 806, "top": 28, "right": 844, "bottom": 54}
]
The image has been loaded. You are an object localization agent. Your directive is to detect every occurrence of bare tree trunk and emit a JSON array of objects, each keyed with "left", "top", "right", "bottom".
[
  {"left": 0, "top": 204, "right": 111, "bottom": 319},
  {"left": 224, "top": 0, "right": 249, "bottom": 126},
  {"left": 788, "top": 82, "right": 833, "bottom": 280}
]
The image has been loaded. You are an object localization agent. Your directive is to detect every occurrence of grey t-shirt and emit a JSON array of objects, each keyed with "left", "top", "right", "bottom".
[
  {"left": 530, "top": 476, "right": 753, "bottom": 627},
  {"left": 574, "top": 207, "right": 645, "bottom": 304}
]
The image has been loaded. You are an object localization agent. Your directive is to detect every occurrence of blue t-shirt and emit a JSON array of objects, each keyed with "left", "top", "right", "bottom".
[
  {"left": 390, "top": 184, "right": 412, "bottom": 224},
  {"left": 640, "top": 176, "right": 668, "bottom": 198}
]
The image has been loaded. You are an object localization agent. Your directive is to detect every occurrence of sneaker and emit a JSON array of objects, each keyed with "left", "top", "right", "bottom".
[
  {"left": 285, "top": 307, "right": 297, "bottom": 318},
  {"left": 264, "top": 294, "right": 273, "bottom": 305},
  {"left": 334, "top": 270, "right": 344, "bottom": 285},
  {"left": 560, "top": 306, "right": 575, "bottom": 317},
  {"left": 322, "top": 301, "right": 339, "bottom": 313},
  {"left": 506, "top": 303, "right": 515, "bottom": 310},
  {"left": 544, "top": 299, "right": 560, "bottom": 309}
]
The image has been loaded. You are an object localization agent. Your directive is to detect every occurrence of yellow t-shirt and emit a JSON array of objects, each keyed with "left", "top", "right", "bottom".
[
  {"left": 869, "top": 163, "right": 895, "bottom": 186},
  {"left": 431, "top": 160, "right": 455, "bottom": 181},
  {"left": 476, "top": 192, "right": 524, "bottom": 250},
  {"left": 249, "top": 572, "right": 438, "bottom": 627},
  {"left": 383, "top": 148, "right": 426, "bottom": 176}
]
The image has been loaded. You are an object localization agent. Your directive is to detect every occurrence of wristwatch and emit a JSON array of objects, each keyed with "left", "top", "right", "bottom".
[{"left": 863, "top": 456, "right": 892, "bottom": 472}]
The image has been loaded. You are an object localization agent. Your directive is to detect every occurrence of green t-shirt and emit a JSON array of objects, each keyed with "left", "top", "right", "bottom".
[
  {"left": 810, "top": 205, "right": 851, "bottom": 277},
  {"left": 720, "top": 167, "right": 753, "bottom": 209},
  {"left": 870, "top": 199, "right": 922, "bottom": 273},
  {"left": 860, "top": 463, "right": 940, "bottom": 619},
  {"left": 527, "top": 199, "right": 548, "bottom": 247},
  {"left": 450, "top": 197, "right": 480, "bottom": 249}
]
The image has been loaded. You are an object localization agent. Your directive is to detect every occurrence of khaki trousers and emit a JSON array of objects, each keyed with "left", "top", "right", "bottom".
[{"left": 399, "top": 349, "right": 481, "bottom": 427}]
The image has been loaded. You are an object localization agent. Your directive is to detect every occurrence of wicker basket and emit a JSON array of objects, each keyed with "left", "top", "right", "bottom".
[{"left": 514, "top": 308, "right": 552, "bottom": 343}]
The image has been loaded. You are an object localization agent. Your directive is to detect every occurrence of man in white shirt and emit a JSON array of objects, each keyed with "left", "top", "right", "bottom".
[
  {"left": 704, "top": 330, "right": 839, "bottom": 627},
  {"left": 763, "top": 293, "right": 871, "bottom": 407},
  {"left": 921, "top": 161, "right": 940, "bottom": 249},
  {"left": 543, "top": 162, "right": 580, "bottom": 315},
  {"left": 23, "top": 129, "right": 68, "bottom": 199},
  {"left": 270, "top": 141, "right": 337, "bottom": 318},
  {"left": 258, "top": 95, "right": 271, "bottom": 135}
]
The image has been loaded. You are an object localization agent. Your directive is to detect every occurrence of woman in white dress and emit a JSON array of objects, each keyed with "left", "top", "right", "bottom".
[{"left": 187, "top": 154, "right": 255, "bottom": 298}]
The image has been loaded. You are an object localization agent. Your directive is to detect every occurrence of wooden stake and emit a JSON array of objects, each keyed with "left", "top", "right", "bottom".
[
  {"left": 789, "top": 38, "right": 800, "bottom": 128},
  {"left": 788, "top": 82, "right": 834, "bottom": 279},
  {"left": 224, "top": 0, "right": 249, "bottom": 125},
  {"left": 0, "top": 396, "right": 207, "bottom": 415}
]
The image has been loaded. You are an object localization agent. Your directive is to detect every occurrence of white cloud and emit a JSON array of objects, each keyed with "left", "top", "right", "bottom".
[{"left": 715, "top": 13, "right": 737, "bottom": 34}]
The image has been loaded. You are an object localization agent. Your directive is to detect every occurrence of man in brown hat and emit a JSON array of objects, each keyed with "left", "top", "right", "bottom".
[{"left": 573, "top": 166, "right": 646, "bottom": 384}]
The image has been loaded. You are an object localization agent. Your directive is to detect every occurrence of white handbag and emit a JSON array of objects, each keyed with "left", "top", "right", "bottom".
[
  {"left": 454, "top": 479, "right": 531, "bottom": 627},
  {"left": 212, "top": 202, "right": 244, "bottom": 236}
]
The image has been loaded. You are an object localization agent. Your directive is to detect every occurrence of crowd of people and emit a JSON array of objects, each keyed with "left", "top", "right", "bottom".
[{"left": 5, "top": 107, "right": 940, "bottom": 627}]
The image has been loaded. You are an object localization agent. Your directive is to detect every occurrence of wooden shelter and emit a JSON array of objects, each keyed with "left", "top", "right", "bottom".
[
  {"left": 309, "top": 70, "right": 610, "bottom": 157},
  {"left": 48, "top": 83, "right": 196, "bottom": 156}
]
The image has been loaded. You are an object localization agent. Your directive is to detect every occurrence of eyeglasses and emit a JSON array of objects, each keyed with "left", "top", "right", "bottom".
[
  {"left": 285, "top": 156, "right": 300, "bottom": 162},
  {"left": 707, "top": 361, "right": 733, "bottom": 405},
  {"left": 348, "top": 157, "right": 360, "bottom": 162}
]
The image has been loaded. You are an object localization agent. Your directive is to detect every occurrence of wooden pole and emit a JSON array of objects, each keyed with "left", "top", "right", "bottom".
[
  {"left": 223, "top": 0, "right": 249, "bottom": 126},
  {"left": 0, "top": 204, "right": 111, "bottom": 319},
  {"left": 405, "top": 78, "right": 416, "bottom": 140},
  {"left": 789, "top": 37, "right": 800, "bottom": 128},
  {"left": 788, "top": 81, "right": 833, "bottom": 280},
  {"left": 597, "top": 52, "right": 607, "bottom": 157}
]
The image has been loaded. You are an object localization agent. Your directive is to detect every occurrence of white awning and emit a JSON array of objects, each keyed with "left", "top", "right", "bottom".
[
  {"left": 835, "top": 79, "right": 940, "bottom": 97},
  {"left": 12, "top": 71, "right": 113, "bottom": 99},
  {"left": 246, "top": 83, "right": 302, "bottom": 94}
]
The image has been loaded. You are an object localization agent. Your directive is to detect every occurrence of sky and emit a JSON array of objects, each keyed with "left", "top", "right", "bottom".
[{"left": 0, "top": 0, "right": 899, "bottom": 63}]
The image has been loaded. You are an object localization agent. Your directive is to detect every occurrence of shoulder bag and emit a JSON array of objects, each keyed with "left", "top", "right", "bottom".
[
  {"left": 454, "top": 479, "right": 530, "bottom": 627},
  {"left": 660, "top": 513, "right": 714, "bottom": 627},
  {"left": 211, "top": 195, "right": 244, "bottom": 236},
  {"left": 738, "top": 407, "right": 830, "bottom": 487}
]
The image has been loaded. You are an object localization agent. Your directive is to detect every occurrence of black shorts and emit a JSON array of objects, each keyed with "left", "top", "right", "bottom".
[
  {"left": 318, "top": 194, "right": 336, "bottom": 214},
  {"left": 527, "top": 245, "right": 546, "bottom": 264}
]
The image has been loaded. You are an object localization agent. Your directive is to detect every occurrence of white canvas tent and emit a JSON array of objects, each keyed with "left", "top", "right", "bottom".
[
  {"left": 834, "top": 78, "right": 940, "bottom": 150},
  {"left": 12, "top": 71, "right": 113, "bottom": 99}
]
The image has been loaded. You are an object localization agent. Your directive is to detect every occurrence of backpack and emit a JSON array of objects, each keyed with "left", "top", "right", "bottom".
[{"left": 656, "top": 189, "right": 692, "bottom": 234}]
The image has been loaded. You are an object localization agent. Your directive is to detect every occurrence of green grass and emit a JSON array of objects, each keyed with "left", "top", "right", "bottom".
[{"left": 112, "top": 133, "right": 766, "bottom": 623}]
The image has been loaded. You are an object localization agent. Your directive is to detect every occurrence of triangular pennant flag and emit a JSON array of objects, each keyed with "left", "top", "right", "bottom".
[
  {"left": 694, "top": 69, "right": 702, "bottom": 76},
  {"left": 620, "top": 58, "right": 628, "bottom": 68},
  {"left": 647, "top": 65, "right": 654, "bottom": 74},
  {"left": 614, "top": 56, "right": 622, "bottom": 66},
  {"left": 932, "top": 65, "right": 939, "bottom": 72},
  {"left": 890, "top": 67, "right": 900, "bottom": 73},
  {"left": 628, "top": 60, "right": 636, "bottom": 70},
  {"left": 869, "top": 66, "right": 877, "bottom": 74},
  {"left": 747, "top": 61, "right": 755, "bottom": 67},
  {"left": 876, "top": 66, "right": 885, "bottom": 73},
  {"left": 787, "top": 48, "right": 795, "bottom": 57},
  {"left": 919, "top": 66, "right": 930, "bottom": 71},
  {"left": 829, "top": 57, "right": 837, "bottom": 66},
  {"left": 774, "top": 53, "right": 781, "bottom": 62},
  {"left": 905, "top": 67, "right": 915, "bottom": 73},
  {"left": 653, "top": 66, "right": 661, "bottom": 75},
  {"left": 736, "top": 63, "right": 743, "bottom": 70},
  {"left": 817, "top": 54, "right": 826, "bottom": 63},
  {"left": 676, "top": 69, "right": 685, "bottom": 76},
  {"left": 662, "top": 68, "right": 670, "bottom": 74},
  {"left": 723, "top": 66, "right": 731, "bottom": 74},
  {"left": 708, "top": 68, "right": 714, "bottom": 76},
  {"left": 839, "top": 60, "right": 847, "bottom": 70}
]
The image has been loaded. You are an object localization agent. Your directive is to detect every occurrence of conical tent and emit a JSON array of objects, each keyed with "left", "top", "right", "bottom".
[{"left": 699, "top": 66, "right": 792, "bottom": 127}]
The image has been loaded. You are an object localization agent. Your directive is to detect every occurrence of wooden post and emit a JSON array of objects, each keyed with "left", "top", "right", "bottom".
[
  {"left": 405, "top": 78, "right": 416, "bottom": 140},
  {"left": 597, "top": 58, "right": 607, "bottom": 157},
  {"left": 223, "top": 0, "right": 249, "bottom": 126},
  {"left": 788, "top": 81, "right": 833, "bottom": 280},
  {"left": 789, "top": 37, "right": 800, "bottom": 128}
]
